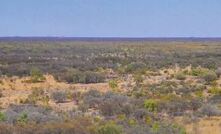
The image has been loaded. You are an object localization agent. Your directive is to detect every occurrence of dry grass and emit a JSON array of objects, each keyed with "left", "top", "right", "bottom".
[
  {"left": 0, "top": 75, "right": 109, "bottom": 109},
  {"left": 176, "top": 117, "right": 221, "bottom": 134}
]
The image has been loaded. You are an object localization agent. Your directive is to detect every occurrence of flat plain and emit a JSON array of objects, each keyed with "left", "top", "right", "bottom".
[{"left": 1, "top": 38, "right": 221, "bottom": 134}]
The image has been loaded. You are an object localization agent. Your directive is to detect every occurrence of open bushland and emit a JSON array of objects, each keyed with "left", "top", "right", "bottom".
[{"left": 1, "top": 39, "right": 221, "bottom": 134}]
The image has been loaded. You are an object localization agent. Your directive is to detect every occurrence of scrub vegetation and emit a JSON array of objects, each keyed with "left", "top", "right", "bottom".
[{"left": 1, "top": 39, "right": 221, "bottom": 134}]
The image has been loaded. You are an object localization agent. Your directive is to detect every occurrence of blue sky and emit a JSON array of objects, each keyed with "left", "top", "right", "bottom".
[{"left": 0, "top": 0, "right": 221, "bottom": 37}]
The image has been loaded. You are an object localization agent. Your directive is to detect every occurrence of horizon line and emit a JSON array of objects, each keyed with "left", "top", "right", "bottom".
[
  {"left": 1, "top": 36, "right": 221, "bottom": 38},
  {"left": 1, "top": 36, "right": 221, "bottom": 42}
]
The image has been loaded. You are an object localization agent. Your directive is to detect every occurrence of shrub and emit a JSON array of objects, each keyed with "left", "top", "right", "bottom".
[
  {"left": 51, "top": 91, "right": 67, "bottom": 103},
  {"left": 84, "top": 90, "right": 102, "bottom": 98},
  {"left": 175, "top": 72, "right": 186, "bottom": 80},
  {"left": 0, "top": 80, "right": 3, "bottom": 85},
  {"left": 25, "top": 88, "right": 48, "bottom": 105},
  {"left": 156, "top": 123, "right": 187, "bottom": 134},
  {"left": 72, "top": 70, "right": 86, "bottom": 83},
  {"left": 84, "top": 71, "right": 105, "bottom": 84},
  {"left": 208, "top": 86, "right": 221, "bottom": 95},
  {"left": 16, "top": 112, "right": 28, "bottom": 125},
  {"left": 97, "top": 122, "right": 123, "bottom": 134},
  {"left": 199, "top": 104, "right": 221, "bottom": 117},
  {"left": 98, "top": 92, "right": 133, "bottom": 116},
  {"left": 125, "top": 62, "right": 146, "bottom": 73},
  {"left": 128, "top": 118, "right": 137, "bottom": 126},
  {"left": 215, "top": 68, "right": 221, "bottom": 77},
  {"left": 29, "top": 68, "right": 45, "bottom": 83},
  {"left": 144, "top": 99, "right": 157, "bottom": 112},
  {"left": 125, "top": 123, "right": 186, "bottom": 134},
  {"left": 78, "top": 102, "right": 89, "bottom": 112},
  {"left": 0, "top": 117, "right": 96, "bottom": 134},
  {"left": 208, "top": 95, "right": 221, "bottom": 104},
  {"left": 4, "top": 104, "right": 60, "bottom": 124},
  {"left": 0, "top": 90, "right": 3, "bottom": 98},
  {"left": 191, "top": 68, "right": 209, "bottom": 76},
  {"left": 189, "top": 99, "right": 203, "bottom": 111},
  {"left": 203, "top": 71, "right": 217, "bottom": 83},
  {"left": 151, "top": 122, "right": 160, "bottom": 133},
  {"left": 72, "top": 70, "right": 105, "bottom": 84},
  {"left": 125, "top": 126, "right": 152, "bottom": 134},
  {"left": 109, "top": 79, "right": 118, "bottom": 89},
  {"left": 72, "top": 91, "right": 82, "bottom": 102},
  {"left": 133, "top": 74, "right": 144, "bottom": 85},
  {"left": 133, "top": 109, "right": 148, "bottom": 120},
  {"left": 159, "top": 99, "right": 190, "bottom": 116},
  {"left": 57, "top": 71, "right": 75, "bottom": 83},
  {"left": 0, "top": 112, "right": 6, "bottom": 122},
  {"left": 83, "top": 90, "right": 102, "bottom": 108},
  {"left": 59, "top": 69, "right": 105, "bottom": 84},
  {"left": 194, "top": 90, "right": 203, "bottom": 98}
]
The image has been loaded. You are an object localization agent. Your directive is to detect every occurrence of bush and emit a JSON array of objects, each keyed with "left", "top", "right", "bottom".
[
  {"left": 125, "top": 123, "right": 186, "bottom": 134},
  {"left": 133, "top": 74, "right": 144, "bottom": 85},
  {"left": 97, "top": 122, "right": 123, "bottom": 134},
  {"left": 156, "top": 123, "right": 187, "bottom": 134},
  {"left": 0, "top": 117, "right": 96, "bottom": 134},
  {"left": 0, "top": 112, "right": 6, "bottom": 122},
  {"left": 24, "top": 88, "right": 47, "bottom": 104},
  {"left": 159, "top": 99, "right": 191, "bottom": 116},
  {"left": 125, "top": 126, "right": 152, "bottom": 134},
  {"left": 199, "top": 104, "right": 221, "bottom": 117},
  {"left": 16, "top": 112, "right": 28, "bottom": 125},
  {"left": 109, "top": 79, "right": 118, "bottom": 89},
  {"left": 71, "top": 70, "right": 86, "bottom": 83},
  {"left": 29, "top": 68, "right": 45, "bottom": 83},
  {"left": 0, "top": 90, "right": 3, "bottom": 98},
  {"left": 208, "top": 86, "right": 221, "bottom": 95},
  {"left": 203, "top": 71, "right": 217, "bottom": 83},
  {"left": 191, "top": 68, "right": 209, "bottom": 76},
  {"left": 58, "top": 69, "right": 105, "bottom": 84},
  {"left": 215, "top": 68, "right": 221, "bottom": 77},
  {"left": 83, "top": 90, "right": 102, "bottom": 108},
  {"left": 100, "top": 92, "right": 133, "bottom": 116},
  {"left": 189, "top": 99, "right": 203, "bottom": 111},
  {"left": 133, "top": 109, "right": 149, "bottom": 120},
  {"left": 125, "top": 62, "right": 146, "bottom": 73},
  {"left": 144, "top": 99, "right": 158, "bottom": 112},
  {"left": 72, "top": 91, "right": 82, "bottom": 102},
  {"left": 51, "top": 91, "right": 67, "bottom": 103},
  {"left": 208, "top": 95, "right": 221, "bottom": 104},
  {"left": 175, "top": 72, "right": 186, "bottom": 80},
  {"left": 84, "top": 71, "right": 105, "bottom": 84},
  {"left": 24, "top": 88, "right": 49, "bottom": 106},
  {"left": 4, "top": 104, "right": 60, "bottom": 124}
]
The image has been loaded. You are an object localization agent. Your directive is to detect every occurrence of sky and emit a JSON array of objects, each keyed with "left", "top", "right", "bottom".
[{"left": 0, "top": 0, "right": 221, "bottom": 37}]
